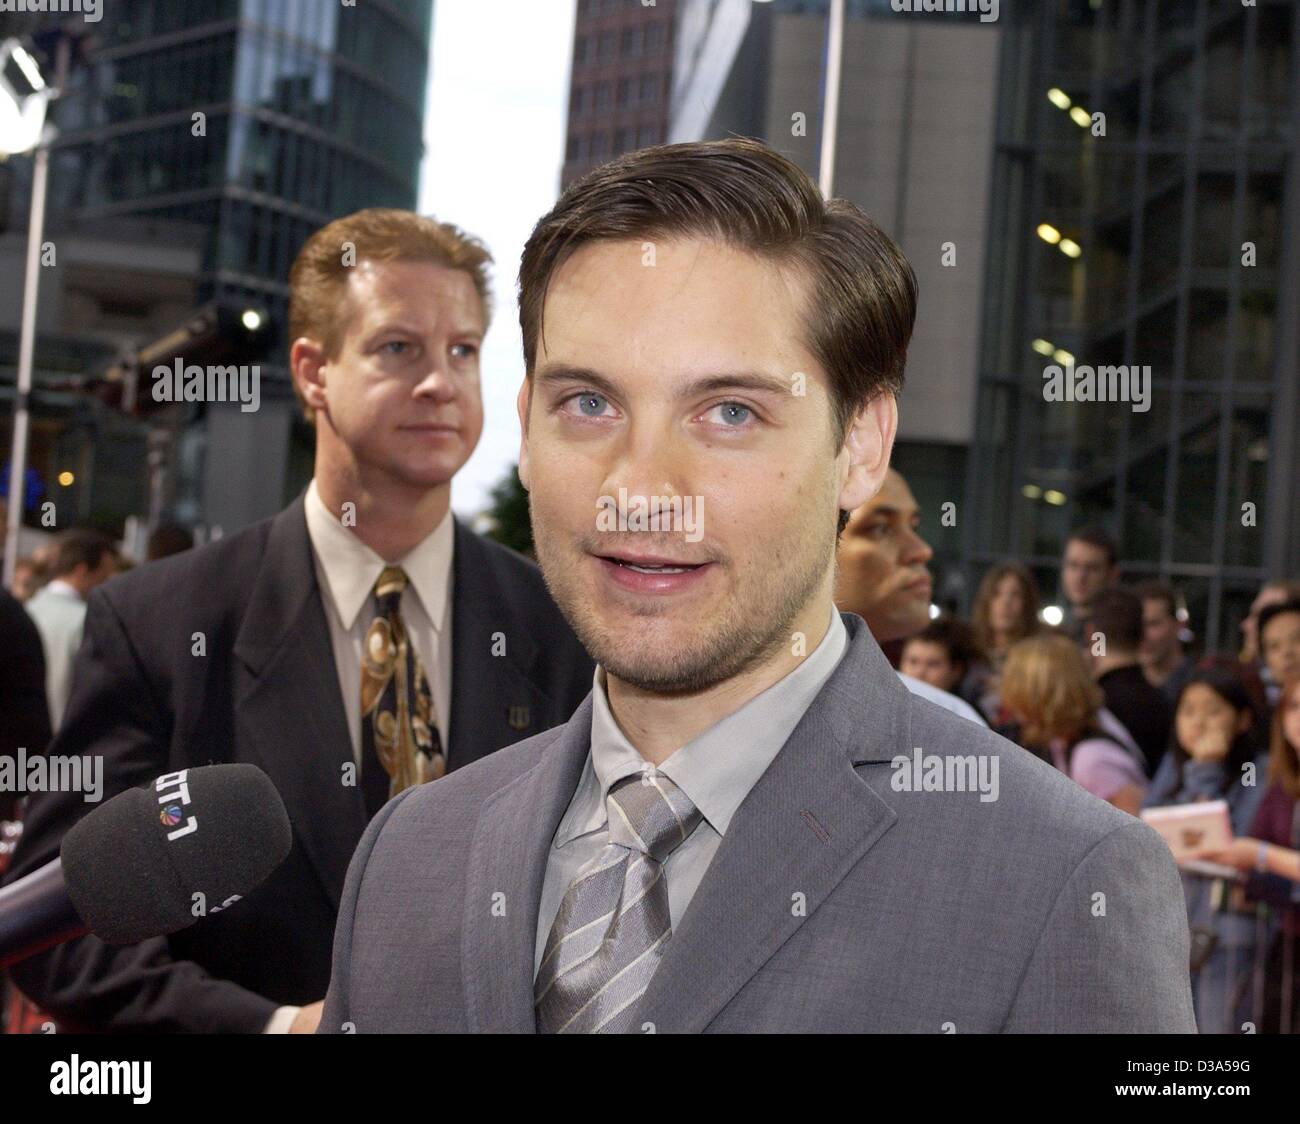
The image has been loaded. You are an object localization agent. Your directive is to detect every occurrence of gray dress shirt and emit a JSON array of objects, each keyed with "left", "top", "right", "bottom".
[{"left": 533, "top": 607, "right": 848, "bottom": 976}]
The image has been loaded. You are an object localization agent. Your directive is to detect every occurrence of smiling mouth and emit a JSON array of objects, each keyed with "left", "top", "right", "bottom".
[{"left": 596, "top": 553, "right": 709, "bottom": 575}]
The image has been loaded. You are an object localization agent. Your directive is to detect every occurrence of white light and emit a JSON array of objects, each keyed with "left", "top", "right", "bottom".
[
  {"left": 1047, "top": 88, "right": 1071, "bottom": 110},
  {"left": 1052, "top": 348, "right": 1074, "bottom": 366},
  {"left": 1036, "top": 223, "right": 1061, "bottom": 244},
  {"left": 241, "top": 309, "right": 263, "bottom": 331},
  {"left": 11, "top": 46, "right": 45, "bottom": 92},
  {"left": 1059, "top": 238, "right": 1082, "bottom": 258},
  {"left": 1021, "top": 484, "right": 1043, "bottom": 500},
  {"left": 928, "top": 602, "right": 941, "bottom": 620},
  {"left": 1041, "top": 605, "right": 1064, "bottom": 627},
  {"left": 1031, "top": 338, "right": 1055, "bottom": 356},
  {"left": 1043, "top": 489, "right": 1067, "bottom": 506}
]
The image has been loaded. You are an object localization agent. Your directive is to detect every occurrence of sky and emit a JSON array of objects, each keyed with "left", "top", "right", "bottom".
[{"left": 419, "top": 0, "right": 577, "bottom": 521}]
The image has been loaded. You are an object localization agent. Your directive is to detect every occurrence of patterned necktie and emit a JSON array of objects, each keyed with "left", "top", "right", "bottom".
[
  {"left": 535, "top": 770, "right": 703, "bottom": 1034},
  {"left": 360, "top": 566, "right": 444, "bottom": 817}
]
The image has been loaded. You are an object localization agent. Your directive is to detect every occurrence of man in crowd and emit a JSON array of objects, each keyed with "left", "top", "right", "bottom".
[
  {"left": 1088, "top": 587, "right": 1172, "bottom": 776},
  {"left": 22, "top": 529, "right": 118, "bottom": 729},
  {"left": 1060, "top": 526, "right": 1119, "bottom": 644},
  {"left": 1137, "top": 580, "right": 1193, "bottom": 703},
  {"left": 836, "top": 468, "right": 986, "bottom": 725},
  {"left": 5, "top": 208, "right": 594, "bottom": 1034},
  {"left": 320, "top": 139, "right": 1194, "bottom": 1033}
]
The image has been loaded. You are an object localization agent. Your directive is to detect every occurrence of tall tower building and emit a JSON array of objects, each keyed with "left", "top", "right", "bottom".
[{"left": 563, "top": 0, "right": 678, "bottom": 189}]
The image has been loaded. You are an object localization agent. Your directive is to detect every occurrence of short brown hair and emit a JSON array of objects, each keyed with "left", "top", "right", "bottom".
[
  {"left": 287, "top": 208, "right": 494, "bottom": 421},
  {"left": 1065, "top": 525, "right": 1118, "bottom": 568},
  {"left": 517, "top": 139, "right": 918, "bottom": 532},
  {"left": 1268, "top": 674, "right": 1300, "bottom": 800},
  {"left": 49, "top": 529, "right": 117, "bottom": 579},
  {"left": 1087, "top": 587, "right": 1144, "bottom": 653},
  {"left": 1135, "top": 579, "right": 1178, "bottom": 619}
]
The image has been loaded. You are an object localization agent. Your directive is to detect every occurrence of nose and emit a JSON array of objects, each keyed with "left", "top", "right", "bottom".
[
  {"left": 413, "top": 359, "right": 456, "bottom": 402},
  {"left": 600, "top": 417, "right": 691, "bottom": 529},
  {"left": 900, "top": 525, "right": 933, "bottom": 566}
]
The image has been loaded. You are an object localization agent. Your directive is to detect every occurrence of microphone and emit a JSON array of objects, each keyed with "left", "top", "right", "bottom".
[{"left": 0, "top": 763, "right": 292, "bottom": 969}]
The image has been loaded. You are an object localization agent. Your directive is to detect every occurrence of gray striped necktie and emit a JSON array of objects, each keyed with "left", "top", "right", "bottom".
[{"left": 535, "top": 770, "right": 703, "bottom": 1034}]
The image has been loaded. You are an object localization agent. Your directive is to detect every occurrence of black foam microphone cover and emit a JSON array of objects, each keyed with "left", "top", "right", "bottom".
[{"left": 61, "top": 763, "right": 292, "bottom": 945}]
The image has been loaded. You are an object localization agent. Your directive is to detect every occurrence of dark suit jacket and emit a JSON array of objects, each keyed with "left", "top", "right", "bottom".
[
  {"left": 3, "top": 495, "right": 593, "bottom": 1032},
  {"left": 321, "top": 612, "right": 1196, "bottom": 1033},
  {"left": 0, "top": 588, "right": 52, "bottom": 823}
]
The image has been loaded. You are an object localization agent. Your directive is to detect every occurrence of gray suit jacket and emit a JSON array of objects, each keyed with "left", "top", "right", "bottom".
[{"left": 321, "top": 612, "right": 1197, "bottom": 1033}]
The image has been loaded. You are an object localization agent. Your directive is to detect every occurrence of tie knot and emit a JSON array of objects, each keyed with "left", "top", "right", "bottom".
[
  {"left": 373, "top": 566, "right": 408, "bottom": 612},
  {"left": 607, "top": 772, "right": 702, "bottom": 863}
]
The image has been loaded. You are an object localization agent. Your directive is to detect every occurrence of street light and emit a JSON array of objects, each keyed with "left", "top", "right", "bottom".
[
  {"left": 752, "top": 0, "right": 845, "bottom": 197},
  {"left": 0, "top": 37, "right": 60, "bottom": 589}
]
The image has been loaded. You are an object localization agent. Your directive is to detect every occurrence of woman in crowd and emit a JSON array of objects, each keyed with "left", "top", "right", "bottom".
[
  {"left": 969, "top": 561, "right": 1041, "bottom": 716},
  {"left": 1143, "top": 659, "right": 1271, "bottom": 1032},
  {"left": 1190, "top": 672, "right": 1300, "bottom": 1033},
  {"left": 999, "top": 633, "right": 1148, "bottom": 814}
]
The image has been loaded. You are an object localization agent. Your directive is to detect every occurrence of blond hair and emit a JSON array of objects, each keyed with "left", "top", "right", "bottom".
[
  {"left": 1000, "top": 633, "right": 1103, "bottom": 748},
  {"left": 287, "top": 208, "right": 493, "bottom": 421}
]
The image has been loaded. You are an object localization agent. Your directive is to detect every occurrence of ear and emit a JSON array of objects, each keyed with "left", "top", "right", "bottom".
[
  {"left": 290, "top": 337, "right": 329, "bottom": 416},
  {"left": 516, "top": 377, "right": 532, "bottom": 491},
  {"left": 838, "top": 393, "right": 898, "bottom": 514}
]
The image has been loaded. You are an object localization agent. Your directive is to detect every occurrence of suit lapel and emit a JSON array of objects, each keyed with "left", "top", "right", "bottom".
[
  {"left": 233, "top": 495, "right": 363, "bottom": 912},
  {"left": 447, "top": 519, "right": 550, "bottom": 767},
  {"left": 461, "top": 697, "right": 594, "bottom": 1033},
  {"left": 635, "top": 614, "right": 910, "bottom": 1032}
]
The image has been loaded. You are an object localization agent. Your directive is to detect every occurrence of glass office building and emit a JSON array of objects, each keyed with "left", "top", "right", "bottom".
[
  {"left": 963, "top": 0, "right": 1299, "bottom": 649},
  {"left": 4, "top": 0, "right": 434, "bottom": 531},
  {"left": 46, "top": 0, "right": 432, "bottom": 369}
]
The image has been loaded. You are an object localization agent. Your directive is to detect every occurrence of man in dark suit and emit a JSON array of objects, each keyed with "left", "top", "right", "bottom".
[{"left": 4, "top": 209, "right": 593, "bottom": 1033}]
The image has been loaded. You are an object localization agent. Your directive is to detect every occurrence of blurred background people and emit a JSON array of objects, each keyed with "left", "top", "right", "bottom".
[
  {"left": 1240, "top": 582, "right": 1300, "bottom": 702},
  {"left": 1088, "top": 588, "right": 1173, "bottom": 778},
  {"left": 1059, "top": 527, "right": 1119, "bottom": 644},
  {"left": 998, "top": 633, "right": 1147, "bottom": 815},
  {"left": 21, "top": 529, "right": 118, "bottom": 730},
  {"left": 970, "top": 560, "right": 1040, "bottom": 673},
  {"left": 1138, "top": 580, "right": 1194, "bottom": 703},
  {"left": 1257, "top": 600, "right": 1300, "bottom": 710},
  {"left": 1143, "top": 658, "right": 1270, "bottom": 1033}
]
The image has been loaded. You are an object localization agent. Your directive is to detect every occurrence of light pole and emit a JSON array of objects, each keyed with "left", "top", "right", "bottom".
[
  {"left": 753, "top": 0, "right": 845, "bottom": 197},
  {"left": 0, "top": 37, "right": 58, "bottom": 588},
  {"left": 818, "top": 0, "right": 846, "bottom": 198}
]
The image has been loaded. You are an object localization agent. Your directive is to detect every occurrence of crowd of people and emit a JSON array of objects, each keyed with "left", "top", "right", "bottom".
[{"left": 834, "top": 468, "right": 1300, "bottom": 1033}]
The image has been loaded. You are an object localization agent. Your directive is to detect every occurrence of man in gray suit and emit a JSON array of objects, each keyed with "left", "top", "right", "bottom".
[{"left": 320, "top": 139, "right": 1196, "bottom": 1034}]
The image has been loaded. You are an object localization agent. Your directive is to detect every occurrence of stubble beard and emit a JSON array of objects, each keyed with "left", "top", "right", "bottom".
[{"left": 533, "top": 525, "right": 837, "bottom": 695}]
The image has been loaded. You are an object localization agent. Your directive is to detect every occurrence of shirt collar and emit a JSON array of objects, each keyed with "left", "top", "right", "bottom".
[
  {"left": 303, "top": 478, "right": 453, "bottom": 632},
  {"left": 44, "top": 579, "right": 82, "bottom": 600},
  {"left": 557, "top": 606, "right": 848, "bottom": 847}
]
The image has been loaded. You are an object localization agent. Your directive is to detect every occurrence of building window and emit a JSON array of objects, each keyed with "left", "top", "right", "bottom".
[
  {"left": 598, "top": 31, "right": 616, "bottom": 59},
  {"left": 638, "top": 124, "right": 659, "bottom": 146},
  {"left": 616, "top": 77, "right": 632, "bottom": 106},
  {"left": 639, "top": 73, "right": 659, "bottom": 103},
  {"left": 572, "top": 85, "right": 587, "bottom": 113},
  {"left": 574, "top": 35, "right": 588, "bottom": 64},
  {"left": 591, "top": 131, "right": 609, "bottom": 158},
  {"left": 621, "top": 27, "right": 640, "bottom": 56},
  {"left": 645, "top": 22, "right": 665, "bottom": 51},
  {"left": 595, "top": 81, "right": 612, "bottom": 110}
]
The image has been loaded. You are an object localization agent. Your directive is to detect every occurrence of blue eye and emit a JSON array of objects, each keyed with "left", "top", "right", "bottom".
[
  {"left": 576, "top": 393, "right": 609, "bottom": 417},
  {"left": 381, "top": 341, "right": 409, "bottom": 355},
  {"left": 716, "top": 402, "right": 752, "bottom": 425}
]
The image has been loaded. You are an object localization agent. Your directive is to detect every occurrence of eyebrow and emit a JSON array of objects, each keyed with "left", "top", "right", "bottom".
[{"left": 532, "top": 364, "right": 794, "bottom": 400}]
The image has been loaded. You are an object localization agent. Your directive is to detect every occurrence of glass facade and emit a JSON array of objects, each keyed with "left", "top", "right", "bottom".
[
  {"left": 964, "top": 0, "right": 1300, "bottom": 650},
  {"left": 44, "top": 0, "right": 433, "bottom": 379}
]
